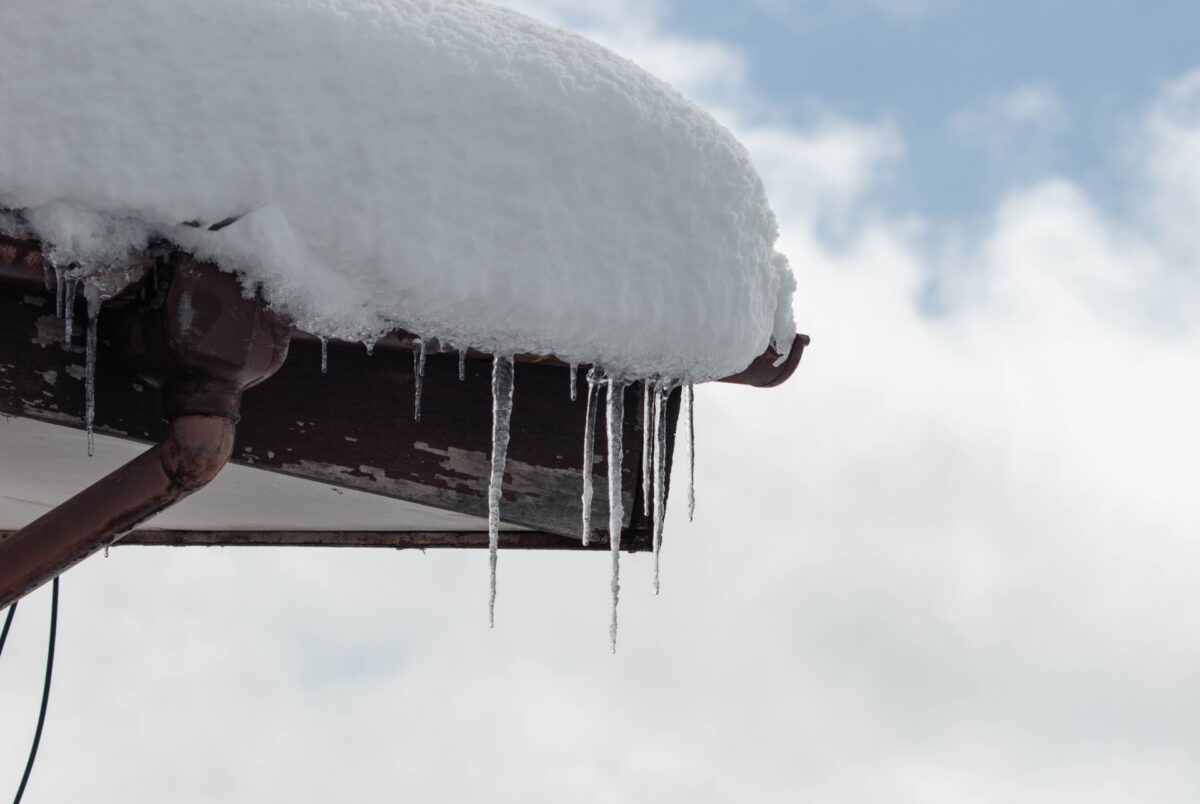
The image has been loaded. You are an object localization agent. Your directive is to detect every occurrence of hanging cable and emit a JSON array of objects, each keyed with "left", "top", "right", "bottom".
[
  {"left": 0, "top": 603, "right": 15, "bottom": 659},
  {"left": 12, "top": 577, "right": 58, "bottom": 804}
]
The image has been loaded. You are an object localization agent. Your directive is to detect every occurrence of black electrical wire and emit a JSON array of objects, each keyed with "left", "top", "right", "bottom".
[
  {"left": 0, "top": 602, "right": 15, "bottom": 659},
  {"left": 12, "top": 577, "right": 58, "bottom": 804}
]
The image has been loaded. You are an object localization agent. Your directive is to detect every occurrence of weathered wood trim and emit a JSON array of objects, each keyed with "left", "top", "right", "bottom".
[
  {"left": 0, "top": 273, "right": 667, "bottom": 551},
  {"left": 106, "top": 529, "right": 627, "bottom": 550}
]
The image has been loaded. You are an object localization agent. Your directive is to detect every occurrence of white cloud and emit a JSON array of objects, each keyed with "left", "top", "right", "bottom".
[
  {"left": 952, "top": 84, "right": 1070, "bottom": 167},
  {"left": 752, "top": 0, "right": 948, "bottom": 23},
  {"left": 2, "top": 4, "right": 1199, "bottom": 803},
  {"left": 1141, "top": 69, "right": 1200, "bottom": 265},
  {"left": 738, "top": 117, "right": 904, "bottom": 236},
  {"left": 504, "top": 0, "right": 749, "bottom": 101},
  {"left": 956, "top": 84, "right": 1069, "bottom": 133}
]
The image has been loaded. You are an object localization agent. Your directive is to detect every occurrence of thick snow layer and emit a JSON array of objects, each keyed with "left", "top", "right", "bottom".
[{"left": 0, "top": 0, "right": 795, "bottom": 381}]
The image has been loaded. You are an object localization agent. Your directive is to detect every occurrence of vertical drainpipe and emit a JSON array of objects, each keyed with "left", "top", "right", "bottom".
[{"left": 0, "top": 255, "right": 291, "bottom": 609}]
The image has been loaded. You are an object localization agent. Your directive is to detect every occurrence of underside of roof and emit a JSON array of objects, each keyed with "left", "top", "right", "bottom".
[{"left": 0, "top": 233, "right": 805, "bottom": 607}]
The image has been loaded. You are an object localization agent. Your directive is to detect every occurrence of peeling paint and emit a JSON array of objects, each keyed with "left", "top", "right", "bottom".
[
  {"left": 177, "top": 288, "right": 195, "bottom": 333},
  {"left": 1, "top": 278, "right": 661, "bottom": 547},
  {"left": 32, "top": 315, "right": 64, "bottom": 348}
]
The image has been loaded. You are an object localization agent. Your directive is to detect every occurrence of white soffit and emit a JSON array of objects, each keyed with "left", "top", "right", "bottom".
[{"left": 0, "top": 416, "right": 520, "bottom": 532}]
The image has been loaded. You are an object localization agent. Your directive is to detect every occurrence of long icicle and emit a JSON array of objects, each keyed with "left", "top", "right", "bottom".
[
  {"left": 641, "top": 380, "right": 654, "bottom": 514},
  {"left": 652, "top": 380, "right": 669, "bottom": 593},
  {"left": 54, "top": 267, "right": 64, "bottom": 318},
  {"left": 487, "top": 355, "right": 515, "bottom": 628},
  {"left": 62, "top": 278, "right": 78, "bottom": 345},
  {"left": 580, "top": 367, "right": 599, "bottom": 545},
  {"left": 319, "top": 337, "right": 328, "bottom": 374},
  {"left": 84, "top": 298, "right": 99, "bottom": 457},
  {"left": 458, "top": 349, "right": 467, "bottom": 381},
  {"left": 413, "top": 338, "right": 426, "bottom": 422},
  {"left": 569, "top": 363, "right": 579, "bottom": 402},
  {"left": 686, "top": 383, "right": 696, "bottom": 522},
  {"left": 606, "top": 375, "right": 626, "bottom": 653}
]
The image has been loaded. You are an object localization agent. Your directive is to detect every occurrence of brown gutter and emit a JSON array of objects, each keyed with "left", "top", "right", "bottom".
[
  {"left": 2, "top": 233, "right": 808, "bottom": 388},
  {"left": 0, "top": 254, "right": 290, "bottom": 608},
  {"left": 719, "top": 334, "right": 809, "bottom": 388},
  {"left": 290, "top": 331, "right": 809, "bottom": 388}
]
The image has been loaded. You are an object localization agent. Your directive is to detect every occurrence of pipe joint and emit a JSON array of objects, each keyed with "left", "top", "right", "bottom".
[
  {"left": 159, "top": 416, "right": 237, "bottom": 492},
  {"left": 0, "top": 256, "right": 291, "bottom": 608}
]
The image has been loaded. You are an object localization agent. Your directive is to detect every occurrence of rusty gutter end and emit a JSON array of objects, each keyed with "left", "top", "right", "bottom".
[{"left": 718, "top": 333, "right": 810, "bottom": 388}]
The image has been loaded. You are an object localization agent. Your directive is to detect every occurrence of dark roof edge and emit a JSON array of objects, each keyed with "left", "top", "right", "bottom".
[{"left": 1, "top": 234, "right": 808, "bottom": 388}]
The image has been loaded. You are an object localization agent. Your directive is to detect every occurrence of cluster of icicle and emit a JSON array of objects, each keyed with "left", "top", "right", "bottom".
[
  {"left": 576, "top": 370, "right": 697, "bottom": 652},
  {"left": 61, "top": 281, "right": 696, "bottom": 652},
  {"left": 379, "top": 341, "right": 698, "bottom": 653},
  {"left": 47, "top": 264, "right": 103, "bottom": 458}
]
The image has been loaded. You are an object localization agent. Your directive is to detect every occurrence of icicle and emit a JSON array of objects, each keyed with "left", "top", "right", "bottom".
[
  {"left": 606, "top": 375, "right": 626, "bottom": 653},
  {"left": 641, "top": 380, "right": 654, "bottom": 514},
  {"left": 569, "top": 363, "right": 579, "bottom": 402},
  {"left": 413, "top": 338, "right": 426, "bottom": 422},
  {"left": 62, "top": 278, "right": 78, "bottom": 345},
  {"left": 319, "top": 337, "right": 328, "bottom": 374},
  {"left": 458, "top": 349, "right": 467, "bottom": 381},
  {"left": 55, "top": 267, "right": 64, "bottom": 318},
  {"left": 85, "top": 304, "right": 98, "bottom": 456},
  {"left": 487, "top": 355, "right": 515, "bottom": 628},
  {"left": 580, "top": 367, "right": 599, "bottom": 545},
  {"left": 652, "top": 380, "right": 670, "bottom": 594},
  {"left": 104, "top": 545, "right": 109, "bottom": 559},
  {"left": 686, "top": 383, "right": 695, "bottom": 522}
]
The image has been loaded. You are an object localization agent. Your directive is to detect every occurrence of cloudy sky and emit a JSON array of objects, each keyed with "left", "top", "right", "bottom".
[{"left": 3, "top": 1, "right": 1200, "bottom": 801}]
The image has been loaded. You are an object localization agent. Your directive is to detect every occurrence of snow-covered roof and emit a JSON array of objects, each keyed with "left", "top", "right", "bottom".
[{"left": 0, "top": 0, "right": 795, "bottom": 382}]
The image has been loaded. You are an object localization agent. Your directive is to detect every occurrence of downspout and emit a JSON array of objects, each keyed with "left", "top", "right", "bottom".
[
  {"left": 0, "top": 417, "right": 234, "bottom": 608},
  {"left": 0, "top": 256, "right": 290, "bottom": 609}
]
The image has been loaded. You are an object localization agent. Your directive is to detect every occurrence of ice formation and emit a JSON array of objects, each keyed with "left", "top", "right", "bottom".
[
  {"left": 685, "top": 384, "right": 696, "bottom": 522},
  {"left": 487, "top": 356, "right": 515, "bottom": 627},
  {"left": 84, "top": 308, "right": 98, "bottom": 458},
  {"left": 605, "top": 377, "right": 626, "bottom": 653},
  {"left": 641, "top": 382, "right": 654, "bottom": 513},
  {"left": 61, "top": 281, "right": 77, "bottom": 346},
  {"left": 580, "top": 368, "right": 600, "bottom": 547},
  {"left": 652, "top": 380, "right": 670, "bottom": 594},
  {"left": 413, "top": 338, "right": 427, "bottom": 422},
  {"left": 0, "top": 0, "right": 795, "bottom": 383}
]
